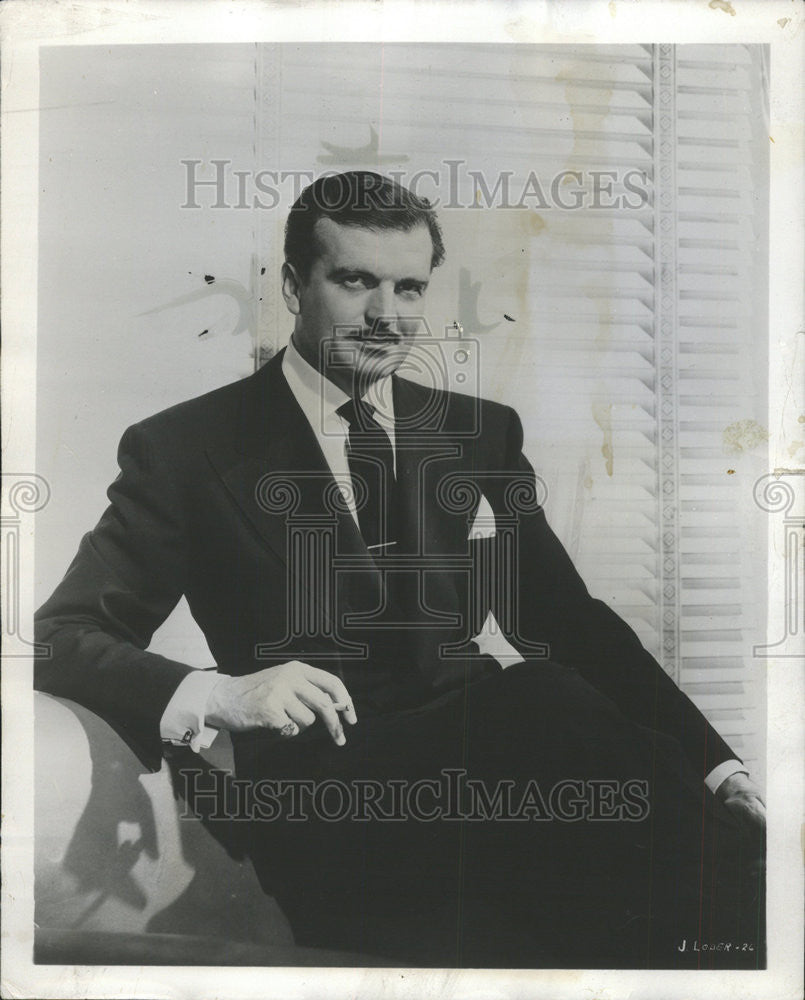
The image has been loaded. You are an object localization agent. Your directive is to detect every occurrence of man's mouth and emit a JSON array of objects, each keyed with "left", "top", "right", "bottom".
[{"left": 352, "top": 331, "right": 402, "bottom": 346}]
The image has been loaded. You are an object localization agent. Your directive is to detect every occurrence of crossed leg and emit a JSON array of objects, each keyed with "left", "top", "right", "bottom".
[{"left": 237, "top": 659, "right": 764, "bottom": 968}]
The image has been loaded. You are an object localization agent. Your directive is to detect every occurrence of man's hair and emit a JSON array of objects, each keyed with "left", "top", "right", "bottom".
[{"left": 284, "top": 171, "right": 446, "bottom": 282}]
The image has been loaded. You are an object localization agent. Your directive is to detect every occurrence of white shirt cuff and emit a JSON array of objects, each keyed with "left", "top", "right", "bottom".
[
  {"left": 160, "top": 669, "right": 221, "bottom": 752},
  {"left": 705, "top": 758, "right": 748, "bottom": 794}
]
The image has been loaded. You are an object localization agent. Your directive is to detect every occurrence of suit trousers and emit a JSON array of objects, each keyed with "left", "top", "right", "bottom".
[{"left": 234, "top": 659, "right": 764, "bottom": 968}]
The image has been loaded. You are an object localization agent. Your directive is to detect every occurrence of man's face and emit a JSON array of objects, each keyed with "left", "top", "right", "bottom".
[{"left": 284, "top": 217, "right": 433, "bottom": 392}]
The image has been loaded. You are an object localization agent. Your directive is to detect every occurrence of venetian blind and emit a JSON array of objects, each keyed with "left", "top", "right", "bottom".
[{"left": 672, "top": 45, "right": 768, "bottom": 776}]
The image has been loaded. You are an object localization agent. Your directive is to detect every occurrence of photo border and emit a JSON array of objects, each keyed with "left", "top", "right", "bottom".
[{"left": 2, "top": 2, "right": 802, "bottom": 998}]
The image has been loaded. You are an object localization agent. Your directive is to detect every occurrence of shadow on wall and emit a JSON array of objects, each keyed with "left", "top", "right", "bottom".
[{"left": 34, "top": 693, "right": 292, "bottom": 952}]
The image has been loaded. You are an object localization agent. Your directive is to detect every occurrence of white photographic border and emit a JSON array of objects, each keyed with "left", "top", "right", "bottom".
[{"left": 2, "top": 2, "right": 802, "bottom": 998}]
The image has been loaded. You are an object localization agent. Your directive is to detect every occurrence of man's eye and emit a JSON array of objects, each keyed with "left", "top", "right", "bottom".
[
  {"left": 341, "top": 276, "right": 367, "bottom": 289},
  {"left": 398, "top": 284, "right": 424, "bottom": 298}
]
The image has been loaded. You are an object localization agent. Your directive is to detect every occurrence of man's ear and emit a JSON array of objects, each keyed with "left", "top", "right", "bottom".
[{"left": 281, "top": 262, "right": 303, "bottom": 316}]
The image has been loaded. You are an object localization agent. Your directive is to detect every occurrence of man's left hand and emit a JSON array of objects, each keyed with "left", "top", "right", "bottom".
[{"left": 716, "top": 772, "right": 766, "bottom": 841}]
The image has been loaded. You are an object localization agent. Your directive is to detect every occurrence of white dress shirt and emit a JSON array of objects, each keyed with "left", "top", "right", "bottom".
[
  {"left": 158, "top": 339, "right": 748, "bottom": 793},
  {"left": 280, "top": 332, "right": 398, "bottom": 506}
]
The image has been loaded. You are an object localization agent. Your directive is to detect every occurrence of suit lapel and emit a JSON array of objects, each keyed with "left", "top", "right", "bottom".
[
  {"left": 391, "top": 375, "right": 473, "bottom": 673},
  {"left": 392, "top": 374, "right": 470, "bottom": 557},
  {"left": 205, "top": 350, "right": 380, "bottom": 643},
  {"left": 206, "top": 350, "right": 366, "bottom": 556}
]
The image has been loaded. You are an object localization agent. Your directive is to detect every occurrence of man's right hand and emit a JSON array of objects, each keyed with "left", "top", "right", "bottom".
[{"left": 204, "top": 662, "right": 357, "bottom": 745}]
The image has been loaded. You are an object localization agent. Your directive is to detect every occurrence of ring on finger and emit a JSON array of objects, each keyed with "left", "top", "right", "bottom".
[{"left": 279, "top": 721, "right": 298, "bottom": 738}]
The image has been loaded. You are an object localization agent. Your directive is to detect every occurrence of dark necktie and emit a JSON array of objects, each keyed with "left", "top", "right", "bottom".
[{"left": 336, "top": 398, "right": 397, "bottom": 552}]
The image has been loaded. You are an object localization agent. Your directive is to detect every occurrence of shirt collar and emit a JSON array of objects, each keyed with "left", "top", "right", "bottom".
[{"left": 283, "top": 335, "right": 395, "bottom": 428}]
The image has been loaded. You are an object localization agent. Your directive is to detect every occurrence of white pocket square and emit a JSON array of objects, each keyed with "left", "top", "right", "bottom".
[
  {"left": 473, "top": 610, "right": 525, "bottom": 669},
  {"left": 468, "top": 493, "right": 496, "bottom": 539}
]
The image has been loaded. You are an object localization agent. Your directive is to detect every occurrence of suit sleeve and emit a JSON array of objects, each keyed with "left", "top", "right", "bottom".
[
  {"left": 34, "top": 421, "right": 197, "bottom": 771},
  {"left": 488, "top": 405, "right": 738, "bottom": 778}
]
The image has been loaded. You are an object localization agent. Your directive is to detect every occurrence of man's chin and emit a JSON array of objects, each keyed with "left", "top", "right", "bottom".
[
  {"left": 354, "top": 341, "right": 410, "bottom": 378},
  {"left": 322, "top": 338, "right": 412, "bottom": 393}
]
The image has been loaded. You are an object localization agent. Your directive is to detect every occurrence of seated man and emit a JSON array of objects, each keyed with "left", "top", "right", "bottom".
[{"left": 35, "top": 170, "right": 765, "bottom": 968}]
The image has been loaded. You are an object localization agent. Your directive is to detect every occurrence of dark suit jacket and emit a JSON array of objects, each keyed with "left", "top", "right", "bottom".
[{"left": 35, "top": 349, "right": 736, "bottom": 777}]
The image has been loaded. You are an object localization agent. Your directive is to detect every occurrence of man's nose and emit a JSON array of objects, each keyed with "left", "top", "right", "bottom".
[{"left": 365, "top": 283, "right": 397, "bottom": 329}]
